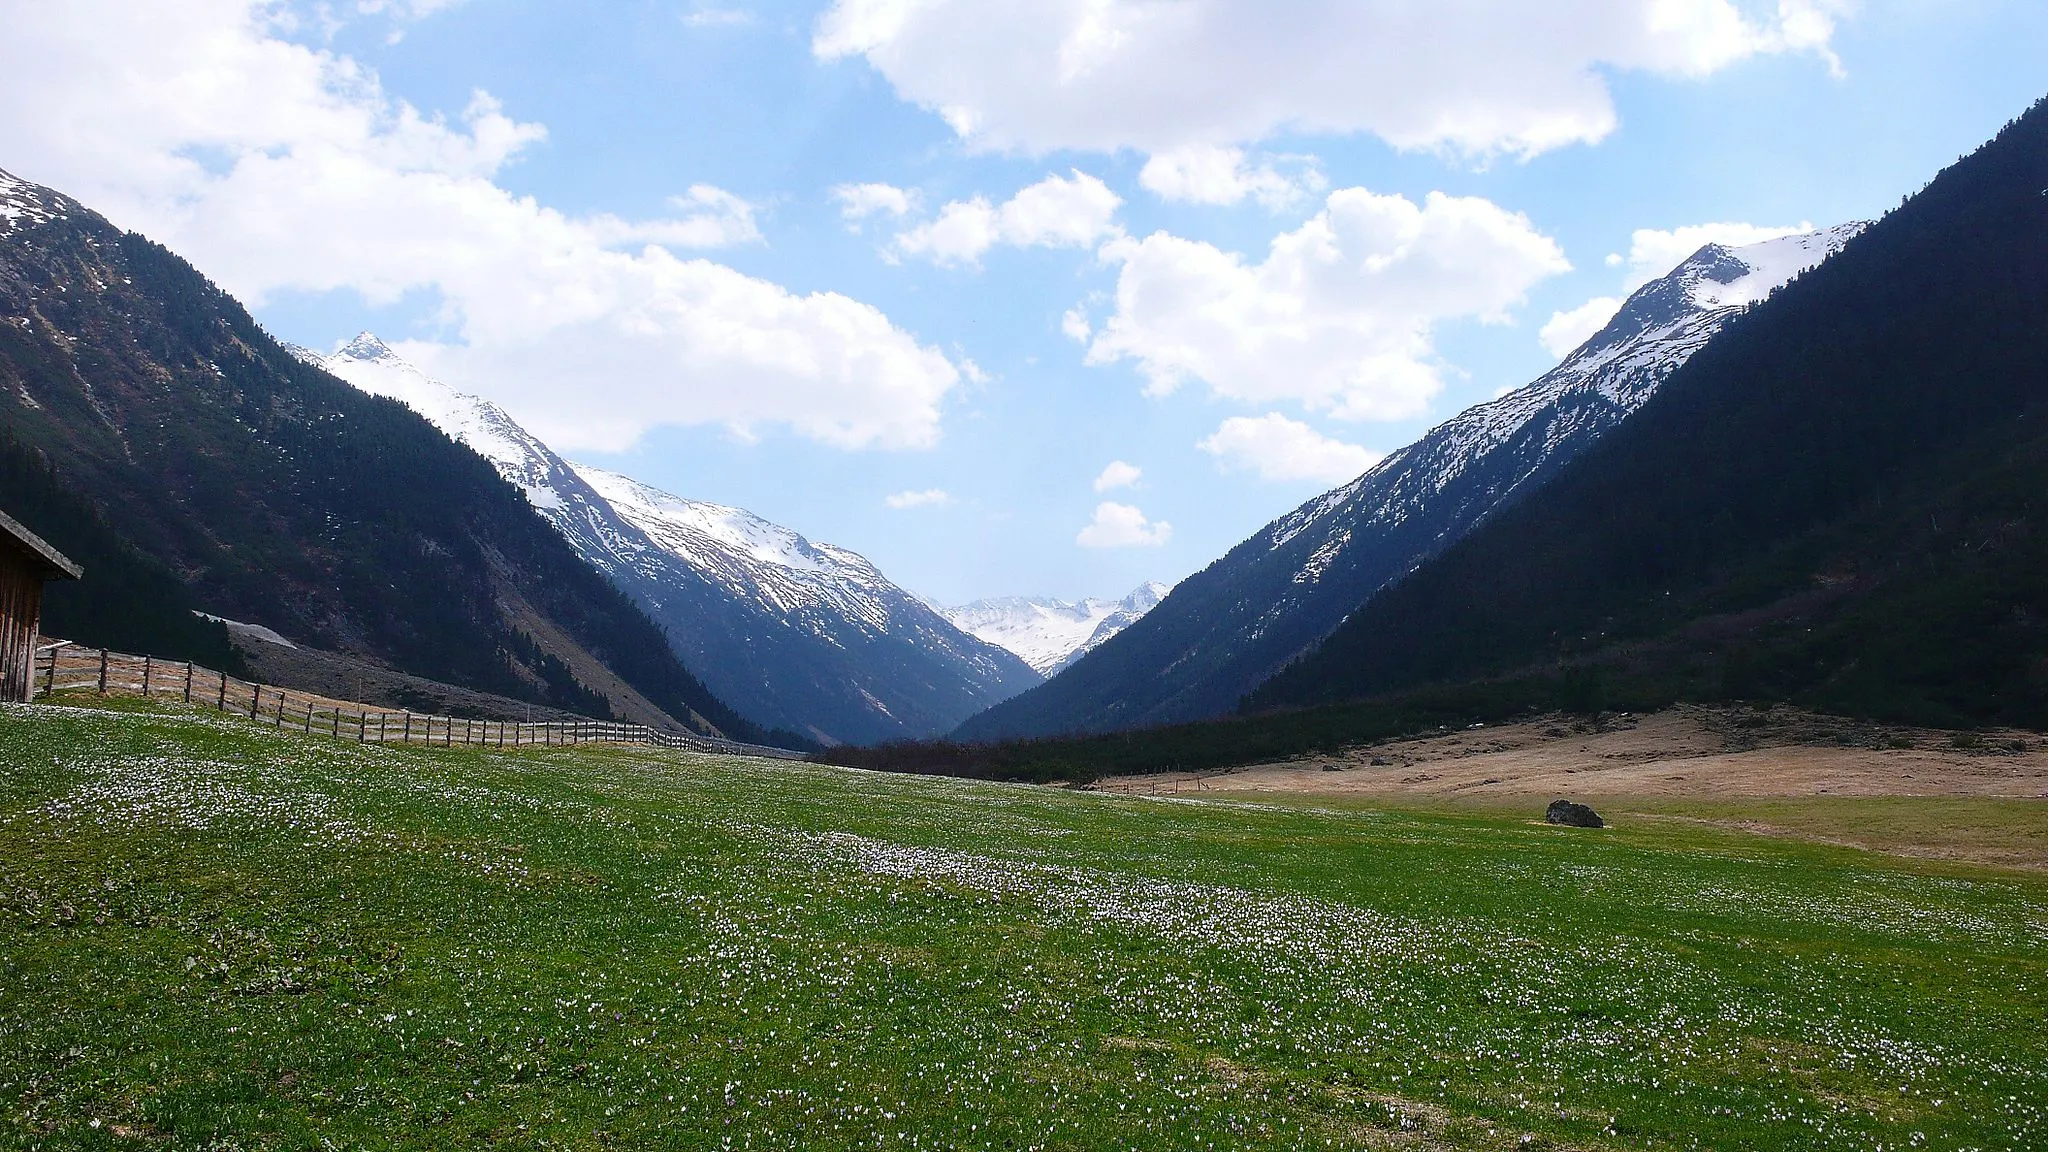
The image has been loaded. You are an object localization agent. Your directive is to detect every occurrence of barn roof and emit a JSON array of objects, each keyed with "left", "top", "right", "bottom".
[{"left": 0, "top": 509, "right": 82, "bottom": 580}]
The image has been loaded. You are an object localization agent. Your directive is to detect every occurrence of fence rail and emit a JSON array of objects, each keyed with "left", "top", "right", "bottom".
[{"left": 31, "top": 639, "right": 807, "bottom": 762}]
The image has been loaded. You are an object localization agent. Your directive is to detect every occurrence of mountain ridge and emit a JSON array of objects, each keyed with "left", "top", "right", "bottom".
[
  {"left": 954, "top": 223, "right": 1864, "bottom": 742},
  {"left": 1250, "top": 97, "right": 2048, "bottom": 727},
  {"left": 314, "top": 335, "right": 1040, "bottom": 745},
  {"left": 936, "top": 582, "right": 1168, "bottom": 676}
]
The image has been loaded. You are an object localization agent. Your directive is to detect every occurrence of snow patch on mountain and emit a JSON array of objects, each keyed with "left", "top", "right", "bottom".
[
  {"left": 0, "top": 168, "right": 66, "bottom": 232},
  {"left": 572, "top": 464, "right": 907, "bottom": 635},
  {"left": 940, "top": 582, "right": 1169, "bottom": 676}
]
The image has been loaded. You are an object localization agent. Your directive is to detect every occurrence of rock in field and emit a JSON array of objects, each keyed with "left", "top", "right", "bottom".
[{"left": 1545, "top": 799, "right": 1604, "bottom": 828}]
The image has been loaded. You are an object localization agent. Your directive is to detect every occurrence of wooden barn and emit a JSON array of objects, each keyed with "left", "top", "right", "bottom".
[{"left": 0, "top": 510, "right": 81, "bottom": 703}]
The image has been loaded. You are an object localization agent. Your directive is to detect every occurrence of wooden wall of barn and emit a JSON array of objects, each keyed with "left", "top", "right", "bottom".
[{"left": 0, "top": 562, "right": 45, "bottom": 703}]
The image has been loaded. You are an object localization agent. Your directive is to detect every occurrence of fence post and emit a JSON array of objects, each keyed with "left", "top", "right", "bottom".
[
  {"left": 43, "top": 646, "right": 58, "bottom": 697},
  {"left": 357, "top": 710, "right": 366, "bottom": 742},
  {"left": 97, "top": 648, "right": 109, "bottom": 695},
  {"left": 403, "top": 712, "right": 412, "bottom": 743},
  {"left": 142, "top": 655, "right": 152, "bottom": 698},
  {"left": 331, "top": 708, "right": 340, "bottom": 738},
  {"left": 250, "top": 684, "right": 261, "bottom": 719},
  {"left": 274, "top": 693, "right": 285, "bottom": 727},
  {"left": 217, "top": 670, "right": 228, "bottom": 711},
  {"left": 303, "top": 701, "right": 313, "bottom": 733},
  {"left": 183, "top": 661, "right": 194, "bottom": 703}
]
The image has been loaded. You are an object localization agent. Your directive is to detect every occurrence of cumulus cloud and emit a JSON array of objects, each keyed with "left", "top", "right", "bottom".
[
  {"left": 814, "top": 0, "right": 1850, "bottom": 158},
  {"left": 1198, "top": 414, "right": 1380, "bottom": 485},
  {"left": 610, "top": 184, "right": 761, "bottom": 248},
  {"left": 1093, "top": 460, "right": 1142, "bottom": 492},
  {"left": 1538, "top": 295, "right": 1625, "bottom": 358},
  {"left": 885, "top": 488, "right": 952, "bottom": 508},
  {"left": 1539, "top": 219, "right": 1814, "bottom": 360},
  {"left": 1076, "top": 502, "right": 1172, "bottom": 548},
  {"left": 0, "top": 0, "right": 957, "bottom": 453},
  {"left": 1138, "top": 145, "right": 1323, "bottom": 209},
  {"left": 895, "top": 170, "right": 1122, "bottom": 267},
  {"left": 1087, "top": 187, "right": 1569, "bottom": 421},
  {"left": 831, "top": 181, "right": 918, "bottom": 227}
]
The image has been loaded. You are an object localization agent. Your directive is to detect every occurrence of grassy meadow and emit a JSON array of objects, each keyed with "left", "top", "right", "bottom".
[{"left": 2, "top": 698, "right": 2044, "bottom": 1150}]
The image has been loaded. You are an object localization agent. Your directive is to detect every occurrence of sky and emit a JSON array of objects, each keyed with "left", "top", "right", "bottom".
[{"left": 1, "top": 1, "right": 2044, "bottom": 605}]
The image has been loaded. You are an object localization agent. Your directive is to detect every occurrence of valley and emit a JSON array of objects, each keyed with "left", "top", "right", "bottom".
[{"left": 3, "top": 13, "right": 2047, "bottom": 1149}]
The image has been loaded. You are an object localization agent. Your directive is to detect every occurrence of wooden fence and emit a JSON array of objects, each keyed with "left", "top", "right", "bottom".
[{"left": 30, "top": 639, "right": 807, "bottom": 762}]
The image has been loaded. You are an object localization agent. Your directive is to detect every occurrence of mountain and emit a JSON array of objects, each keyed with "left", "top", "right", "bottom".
[
  {"left": 937, "top": 583, "right": 1168, "bottom": 676},
  {"left": 1251, "top": 98, "right": 2048, "bottom": 729},
  {"left": 314, "top": 336, "right": 1040, "bottom": 745},
  {"left": 955, "top": 223, "right": 1864, "bottom": 741},
  {"left": 0, "top": 167, "right": 768, "bottom": 741}
]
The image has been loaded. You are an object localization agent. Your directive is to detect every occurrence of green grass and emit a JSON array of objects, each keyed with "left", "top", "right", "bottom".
[{"left": 3, "top": 700, "right": 2045, "bottom": 1150}]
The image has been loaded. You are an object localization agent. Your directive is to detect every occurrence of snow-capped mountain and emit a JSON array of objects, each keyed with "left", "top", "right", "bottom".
[
  {"left": 309, "top": 334, "right": 1040, "bottom": 745},
  {"left": 938, "top": 582, "right": 1168, "bottom": 676},
  {"left": 957, "top": 224, "right": 1866, "bottom": 741}
]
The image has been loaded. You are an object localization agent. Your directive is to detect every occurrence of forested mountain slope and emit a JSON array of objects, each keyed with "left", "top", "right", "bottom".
[
  {"left": 0, "top": 430, "right": 240, "bottom": 672},
  {"left": 957, "top": 226, "right": 1859, "bottom": 741},
  {"left": 1251, "top": 99, "right": 2048, "bottom": 730},
  {"left": 0, "top": 168, "right": 769, "bottom": 741}
]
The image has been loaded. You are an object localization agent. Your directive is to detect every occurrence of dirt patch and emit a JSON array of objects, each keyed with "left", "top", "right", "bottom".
[{"left": 1095, "top": 705, "right": 2048, "bottom": 802}]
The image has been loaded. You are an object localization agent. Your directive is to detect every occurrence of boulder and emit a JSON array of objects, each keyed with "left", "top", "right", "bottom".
[{"left": 1545, "top": 799, "right": 1604, "bottom": 828}]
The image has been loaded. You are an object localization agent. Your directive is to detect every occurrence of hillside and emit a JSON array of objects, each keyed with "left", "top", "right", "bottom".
[
  {"left": 0, "top": 431, "right": 241, "bottom": 672},
  {"left": 1251, "top": 98, "right": 2048, "bottom": 730},
  {"left": 958, "top": 226, "right": 1860, "bottom": 741},
  {"left": 0, "top": 168, "right": 770, "bottom": 742},
  {"left": 314, "top": 335, "right": 1038, "bottom": 745}
]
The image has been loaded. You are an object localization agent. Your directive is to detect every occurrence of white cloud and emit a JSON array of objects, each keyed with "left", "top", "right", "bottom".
[
  {"left": 1539, "top": 218, "right": 1814, "bottom": 360},
  {"left": 1087, "top": 187, "right": 1569, "bottom": 421},
  {"left": 608, "top": 184, "right": 761, "bottom": 248},
  {"left": 0, "top": 0, "right": 959, "bottom": 453},
  {"left": 831, "top": 181, "right": 918, "bottom": 226},
  {"left": 1093, "top": 460, "right": 1141, "bottom": 492},
  {"left": 1060, "top": 306, "right": 1092, "bottom": 343},
  {"left": 885, "top": 488, "right": 952, "bottom": 508},
  {"left": 1538, "top": 296, "right": 1624, "bottom": 358},
  {"left": 1198, "top": 414, "right": 1380, "bottom": 485},
  {"left": 354, "top": 0, "right": 469, "bottom": 22},
  {"left": 1138, "top": 145, "right": 1322, "bottom": 209},
  {"left": 895, "top": 170, "right": 1122, "bottom": 267},
  {"left": 1076, "top": 502, "right": 1172, "bottom": 548},
  {"left": 814, "top": 0, "right": 1850, "bottom": 158},
  {"left": 683, "top": 6, "right": 753, "bottom": 28}
]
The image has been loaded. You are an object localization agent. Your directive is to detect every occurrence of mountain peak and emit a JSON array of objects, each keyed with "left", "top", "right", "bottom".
[
  {"left": 337, "top": 331, "right": 399, "bottom": 362},
  {"left": 937, "top": 581, "right": 1169, "bottom": 676}
]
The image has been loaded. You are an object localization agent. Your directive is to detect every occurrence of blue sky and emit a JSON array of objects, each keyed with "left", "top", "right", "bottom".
[{"left": 4, "top": 1, "right": 2046, "bottom": 604}]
